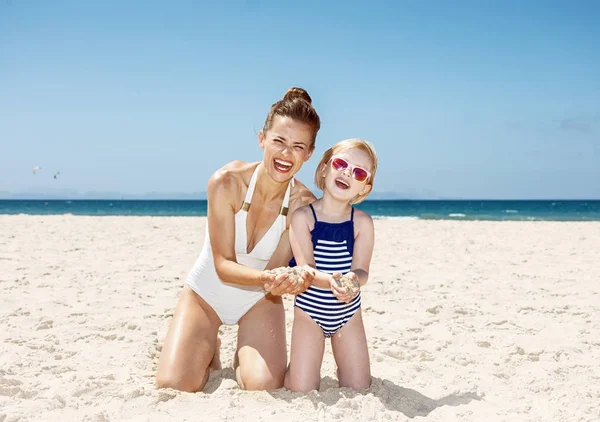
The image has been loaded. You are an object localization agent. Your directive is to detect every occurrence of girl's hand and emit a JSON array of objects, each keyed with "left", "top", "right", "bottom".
[
  {"left": 328, "top": 272, "right": 350, "bottom": 303},
  {"left": 329, "top": 272, "right": 360, "bottom": 303},
  {"left": 289, "top": 266, "right": 315, "bottom": 295}
]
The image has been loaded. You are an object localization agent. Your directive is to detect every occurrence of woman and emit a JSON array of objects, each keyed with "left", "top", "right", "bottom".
[{"left": 156, "top": 87, "right": 321, "bottom": 392}]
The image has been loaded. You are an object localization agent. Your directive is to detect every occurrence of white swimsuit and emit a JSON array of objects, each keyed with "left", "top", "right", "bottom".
[{"left": 185, "top": 164, "right": 293, "bottom": 325}]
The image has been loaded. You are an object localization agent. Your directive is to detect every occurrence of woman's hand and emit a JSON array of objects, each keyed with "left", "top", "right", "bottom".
[
  {"left": 262, "top": 271, "right": 292, "bottom": 295},
  {"left": 262, "top": 266, "right": 315, "bottom": 296},
  {"left": 329, "top": 272, "right": 360, "bottom": 303}
]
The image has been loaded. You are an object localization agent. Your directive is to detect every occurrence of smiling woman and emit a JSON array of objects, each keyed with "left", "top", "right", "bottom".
[
  {"left": 155, "top": 87, "right": 321, "bottom": 393},
  {"left": 259, "top": 115, "right": 315, "bottom": 182}
]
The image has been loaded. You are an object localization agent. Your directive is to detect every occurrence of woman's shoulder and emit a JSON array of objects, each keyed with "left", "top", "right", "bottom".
[
  {"left": 290, "top": 178, "right": 317, "bottom": 204},
  {"left": 288, "top": 179, "right": 317, "bottom": 215},
  {"left": 208, "top": 161, "right": 257, "bottom": 187},
  {"left": 207, "top": 160, "right": 258, "bottom": 197}
]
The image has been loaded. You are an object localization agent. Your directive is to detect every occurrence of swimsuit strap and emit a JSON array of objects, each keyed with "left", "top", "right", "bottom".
[
  {"left": 351, "top": 207, "right": 355, "bottom": 221},
  {"left": 309, "top": 203, "right": 318, "bottom": 222},
  {"left": 279, "top": 177, "right": 294, "bottom": 216},
  {"left": 241, "top": 164, "right": 261, "bottom": 212},
  {"left": 242, "top": 164, "right": 295, "bottom": 215}
]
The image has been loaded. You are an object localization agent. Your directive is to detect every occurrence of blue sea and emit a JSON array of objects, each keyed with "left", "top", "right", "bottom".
[{"left": 1, "top": 199, "right": 600, "bottom": 221}]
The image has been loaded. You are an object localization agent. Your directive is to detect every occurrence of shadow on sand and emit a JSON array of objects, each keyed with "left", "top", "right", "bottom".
[
  {"left": 269, "top": 376, "right": 482, "bottom": 418},
  {"left": 203, "top": 367, "right": 237, "bottom": 394},
  {"left": 205, "top": 369, "right": 481, "bottom": 418}
]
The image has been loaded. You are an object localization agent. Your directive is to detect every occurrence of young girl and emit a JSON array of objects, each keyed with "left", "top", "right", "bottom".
[{"left": 284, "top": 138, "right": 377, "bottom": 392}]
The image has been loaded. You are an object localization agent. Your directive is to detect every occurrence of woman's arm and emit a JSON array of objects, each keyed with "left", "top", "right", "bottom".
[
  {"left": 208, "top": 166, "right": 270, "bottom": 287},
  {"left": 263, "top": 186, "right": 318, "bottom": 295},
  {"left": 264, "top": 229, "right": 293, "bottom": 270}
]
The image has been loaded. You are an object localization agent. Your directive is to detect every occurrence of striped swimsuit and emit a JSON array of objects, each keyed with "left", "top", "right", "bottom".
[{"left": 292, "top": 204, "right": 361, "bottom": 337}]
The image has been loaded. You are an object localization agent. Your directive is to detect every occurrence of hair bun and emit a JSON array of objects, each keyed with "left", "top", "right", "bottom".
[{"left": 283, "top": 87, "right": 312, "bottom": 104}]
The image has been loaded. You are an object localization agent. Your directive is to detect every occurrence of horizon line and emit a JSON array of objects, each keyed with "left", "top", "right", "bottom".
[{"left": 1, "top": 197, "right": 599, "bottom": 202}]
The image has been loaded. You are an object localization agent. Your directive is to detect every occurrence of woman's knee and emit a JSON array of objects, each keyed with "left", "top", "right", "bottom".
[{"left": 155, "top": 371, "right": 208, "bottom": 393}]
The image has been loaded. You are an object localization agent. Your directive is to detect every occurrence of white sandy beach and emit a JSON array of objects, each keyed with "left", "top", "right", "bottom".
[{"left": 1, "top": 215, "right": 599, "bottom": 421}]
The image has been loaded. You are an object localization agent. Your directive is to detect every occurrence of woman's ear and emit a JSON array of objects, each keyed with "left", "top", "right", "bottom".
[{"left": 258, "top": 130, "right": 265, "bottom": 149}]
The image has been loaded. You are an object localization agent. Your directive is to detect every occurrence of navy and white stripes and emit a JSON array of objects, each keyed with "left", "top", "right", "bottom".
[
  {"left": 295, "top": 238, "right": 361, "bottom": 337},
  {"left": 295, "top": 286, "right": 361, "bottom": 337},
  {"left": 314, "top": 239, "right": 353, "bottom": 274}
]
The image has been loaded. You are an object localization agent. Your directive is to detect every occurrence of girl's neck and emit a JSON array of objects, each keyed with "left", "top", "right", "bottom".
[{"left": 315, "top": 193, "right": 352, "bottom": 221}]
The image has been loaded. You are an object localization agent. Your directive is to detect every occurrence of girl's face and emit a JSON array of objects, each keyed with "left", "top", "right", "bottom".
[
  {"left": 259, "top": 115, "right": 314, "bottom": 183},
  {"left": 322, "top": 147, "right": 373, "bottom": 202}
]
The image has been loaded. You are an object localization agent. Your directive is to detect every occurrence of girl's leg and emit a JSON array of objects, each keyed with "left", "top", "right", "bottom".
[
  {"left": 156, "top": 286, "right": 222, "bottom": 392},
  {"left": 235, "top": 294, "right": 287, "bottom": 391},
  {"left": 331, "top": 309, "right": 371, "bottom": 390},
  {"left": 284, "top": 307, "right": 326, "bottom": 392}
]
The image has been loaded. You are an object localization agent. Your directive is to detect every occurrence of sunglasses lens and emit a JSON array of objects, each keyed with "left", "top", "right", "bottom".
[
  {"left": 331, "top": 158, "right": 348, "bottom": 171},
  {"left": 353, "top": 168, "right": 368, "bottom": 182}
]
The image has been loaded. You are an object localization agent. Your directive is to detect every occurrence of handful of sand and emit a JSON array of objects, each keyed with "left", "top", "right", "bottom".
[
  {"left": 333, "top": 273, "right": 360, "bottom": 296},
  {"left": 265, "top": 265, "right": 314, "bottom": 288}
]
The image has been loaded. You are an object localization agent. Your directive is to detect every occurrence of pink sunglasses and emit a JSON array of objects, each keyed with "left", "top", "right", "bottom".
[{"left": 330, "top": 156, "right": 371, "bottom": 183}]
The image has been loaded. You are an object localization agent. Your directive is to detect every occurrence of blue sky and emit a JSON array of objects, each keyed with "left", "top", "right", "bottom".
[{"left": 1, "top": 0, "right": 599, "bottom": 199}]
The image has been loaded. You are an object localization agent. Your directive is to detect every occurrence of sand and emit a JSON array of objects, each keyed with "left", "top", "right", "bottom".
[{"left": 1, "top": 215, "right": 599, "bottom": 421}]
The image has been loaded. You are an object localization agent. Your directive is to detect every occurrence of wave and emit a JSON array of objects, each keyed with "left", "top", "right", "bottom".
[
  {"left": 3, "top": 199, "right": 600, "bottom": 221},
  {"left": 372, "top": 215, "right": 420, "bottom": 221}
]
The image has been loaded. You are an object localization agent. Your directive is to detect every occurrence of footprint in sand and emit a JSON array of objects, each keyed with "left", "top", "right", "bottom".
[
  {"left": 0, "top": 378, "right": 36, "bottom": 399},
  {"left": 382, "top": 349, "right": 405, "bottom": 360},
  {"left": 0, "top": 377, "right": 22, "bottom": 392},
  {"left": 36, "top": 320, "right": 54, "bottom": 330},
  {"left": 364, "top": 306, "right": 385, "bottom": 315},
  {"left": 156, "top": 390, "right": 177, "bottom": 402}
]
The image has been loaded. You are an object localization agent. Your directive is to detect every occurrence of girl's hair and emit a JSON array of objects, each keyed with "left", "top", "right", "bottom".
[
  {"left": 262, "top": 87, "right": 321, "bottom": 147},
  {"left": 314, "top": 139, "right": 378, "bottom": 204}
]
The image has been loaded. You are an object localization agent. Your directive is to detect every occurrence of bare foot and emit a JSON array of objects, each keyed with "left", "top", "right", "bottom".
[{"left": 209, "top": 337, "right": 222, "bottom": 370}]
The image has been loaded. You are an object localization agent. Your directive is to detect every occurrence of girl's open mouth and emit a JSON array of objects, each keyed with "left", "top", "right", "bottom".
[{"left": 334, "top": 178, "right": 350, "bottom": 190}]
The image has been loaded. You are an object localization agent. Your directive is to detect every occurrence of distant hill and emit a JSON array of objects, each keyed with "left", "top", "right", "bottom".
[
  {"left": 0, "top": 189, "right": 431, "bottom": 200},
  {"left": 0, "top": 189, "right": 208, "bottom": 200}
]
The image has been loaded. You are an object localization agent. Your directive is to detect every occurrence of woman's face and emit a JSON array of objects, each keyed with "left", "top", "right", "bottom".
[{"left": 259, "top": 115, "right": 314, "bottom": 183}]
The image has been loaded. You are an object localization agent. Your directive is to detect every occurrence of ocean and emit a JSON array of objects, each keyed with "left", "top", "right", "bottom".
[{"left": 1, "top": 199, "right": 599, "bottom": 221}]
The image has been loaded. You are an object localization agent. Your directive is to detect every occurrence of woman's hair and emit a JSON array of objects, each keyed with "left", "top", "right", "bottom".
[
  {"left": 314, "top": 139, "right": 378, "bottom": 204},
  {"left": 262, "top": 87, "right": 321, "bottom": 147}
]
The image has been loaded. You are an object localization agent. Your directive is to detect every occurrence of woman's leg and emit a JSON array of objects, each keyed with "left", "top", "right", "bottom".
[
  {"left": 156, "top": 286, "right": 222, "bottom": 392},
  {"left": 331, "top": 309, "right": 371, "bottom": 390},
  {"left": 234, "top": 294, "right": 287, "bottom": 391},
  {"left": 284, "top": 307, "right": 325, "bottom": 392}
]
